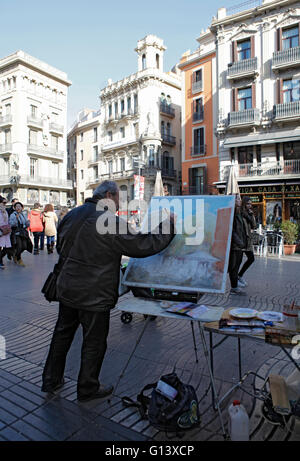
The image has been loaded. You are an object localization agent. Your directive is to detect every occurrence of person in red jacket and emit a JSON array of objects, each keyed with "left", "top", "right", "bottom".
[{"left": 28, "top": 203, "right": 44, "bottom": 255}]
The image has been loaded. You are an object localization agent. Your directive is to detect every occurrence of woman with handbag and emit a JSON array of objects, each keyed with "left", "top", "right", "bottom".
[
  {"left": 43, "top": 204, "right": 58, "bottom": 254},
  {"left": 9, "top": 201, "right": 32, "bottom": 267},
  {"left": 0, "top": 196, "right": 12, "bottom": 269}
]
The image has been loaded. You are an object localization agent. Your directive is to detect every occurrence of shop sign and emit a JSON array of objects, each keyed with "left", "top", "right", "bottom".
[{"left": 240, "top": 185, "right": 300, "bottom": 194}]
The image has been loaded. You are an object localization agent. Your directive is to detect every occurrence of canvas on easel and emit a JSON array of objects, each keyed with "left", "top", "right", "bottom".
[{"left": 123, "top": 195, "right": 235, "bottom": 294}]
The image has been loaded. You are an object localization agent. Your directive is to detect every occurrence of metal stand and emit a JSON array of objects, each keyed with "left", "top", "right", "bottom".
[
  {"left": 191, "top": 320, "right": 199, "bottom": 363},
  {"left": 197, "top": 322, "right": 227, "bottom": 439},
  {"left": 113, "top": 316, "right": 151, "bottom": 396}
]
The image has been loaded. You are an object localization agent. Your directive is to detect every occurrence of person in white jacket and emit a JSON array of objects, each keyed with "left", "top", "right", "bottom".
[{"left": 43, "top": 204, "right": 58, "bottom": 254}]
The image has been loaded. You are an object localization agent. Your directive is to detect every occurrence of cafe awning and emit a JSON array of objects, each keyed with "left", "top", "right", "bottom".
[{"left": 223, "top": 129, "right": 300, "bottom": 148}]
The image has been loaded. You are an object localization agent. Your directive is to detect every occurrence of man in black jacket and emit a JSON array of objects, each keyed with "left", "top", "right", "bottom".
[
  {"left": 41, "top": 181, "right": 176, "bottom": 402},
  {"left": 228, "top": 195, "right": 247, "bottom": 295}
]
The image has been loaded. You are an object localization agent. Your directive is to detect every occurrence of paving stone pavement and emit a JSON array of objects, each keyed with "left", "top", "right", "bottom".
[{"left": 0, "top": 250, "right": 300, "bottom": 441}]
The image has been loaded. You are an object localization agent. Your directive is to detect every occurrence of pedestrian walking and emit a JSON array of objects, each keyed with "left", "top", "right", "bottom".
[
  {"left": 41, "top": 180, "right": 176, "bottom": 402},
  {"left": 0, "top": 196, "right": 13, "bottom": 269},
  {"left": 228, "top": 195, "right": 247, "bottom": 294},
  {"left": 9, "top": 201, "right": 32, "bottom": 267},
  {"left": 43, "top": 204, "right": 58, "bottom": 254},
  {"left": 238, "top": 197, "right": 256, "bottom": 288},
  {"left": 28, "top": 203, "right": 44, "bottom": 255}
]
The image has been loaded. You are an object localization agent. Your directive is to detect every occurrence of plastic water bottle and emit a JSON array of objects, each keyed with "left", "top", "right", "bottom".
[{"left": 228, "top": 400, "right": 249, "bottom": 441}]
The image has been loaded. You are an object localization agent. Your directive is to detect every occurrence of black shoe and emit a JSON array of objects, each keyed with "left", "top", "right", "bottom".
[
  {"left": 78, "top": 384, "right": 114, "bottom": 402},
  {"left": 34, "top": 249, "right": 39, "bottom": 255},
  {"left": 41, "top": 379, "right": 65, "bottom": 393}
]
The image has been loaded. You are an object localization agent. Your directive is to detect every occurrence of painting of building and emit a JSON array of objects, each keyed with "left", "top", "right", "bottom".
[{"left": 123, "top": 195, "right": 235, "bottom": 293}]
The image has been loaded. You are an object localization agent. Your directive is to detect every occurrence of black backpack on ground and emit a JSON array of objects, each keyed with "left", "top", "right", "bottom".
[{"left": 122, "top": 372, "right": 200, "bottom": 434}]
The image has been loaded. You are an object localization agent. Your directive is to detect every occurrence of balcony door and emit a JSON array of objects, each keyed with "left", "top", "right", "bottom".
[
  {"left": 188, "top": 166, "right": 206, "bottom": 194},
  {"left": 282, "top": 25, "right": 299, "bottom": 50}
]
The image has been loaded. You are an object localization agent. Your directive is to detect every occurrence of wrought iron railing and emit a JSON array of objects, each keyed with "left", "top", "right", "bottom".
[
  {"left": 160, "top": 103, "right": 175, "bottom": 117},
  {"left": 190, "top": 144, "right": 206, "bottom": 156}
]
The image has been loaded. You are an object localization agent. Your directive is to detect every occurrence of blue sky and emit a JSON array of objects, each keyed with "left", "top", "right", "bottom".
[{"left": 1, "top": 0, "right": 239, "bottom": 126}]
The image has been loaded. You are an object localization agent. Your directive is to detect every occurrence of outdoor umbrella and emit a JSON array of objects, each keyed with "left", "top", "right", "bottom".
[
  {"left": 153, "top": 170, "right": 165, "bottom": 197},
  {"left": 225, "top": 164, "right": 240, "bottom": 196}
]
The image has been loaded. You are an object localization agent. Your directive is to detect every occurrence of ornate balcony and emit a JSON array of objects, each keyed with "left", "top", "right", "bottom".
[
  {"left": 272, "top": 46, "right": 300, "bottom": 71},
  {"left": 227, "top": 57, "right": 258, "bottom": 80},
  {"left": 161, "top": 134, "right": 176, "bottom": 146},
  {"left": 27, "top": 144, "right": 65, "bottom": 160},
  {"left": 0, "top": 144, "right": 12, "bottom": 155},
  {"left": 227, "top": 108, "right": 260, "bottom": 128},
  {"left": 190, "top": 144, "right": 206, "bottom": 156},
  {"left": 273, "top": 101, "right": 300, "bottom": 121},
  {"left": 0, "top": 115, "right": 12, "bottom": 127},
  {"left": 193, "top": 110, "right": 204, "bottom": 123},
  {"left": 160, "top": 103, "right": 175, "bottom": 117},
  {"left": 220, "top": 159, "right": 300, "bottom": 181},
  {"left": 192, "top": 80, "right": 203, "bottom": 94},
  {"left": 49, "top": 122, "right": 64, "bottom": 135},
  {"left": 27, "top": 115, "right": 43, "bottom": 129},
  {"left": 19, "top": 175, "right": 73, "bottom": 189}
]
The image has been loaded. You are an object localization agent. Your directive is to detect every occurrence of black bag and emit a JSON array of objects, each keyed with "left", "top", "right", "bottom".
[
  {"left": 122, "top": 372, "right": 200, "bottom": 434},
  {"left": 41, "top": 263, "right": 61, "bottom": 302}
]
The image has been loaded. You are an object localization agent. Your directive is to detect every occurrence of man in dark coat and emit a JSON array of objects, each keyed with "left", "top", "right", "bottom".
[
  {"left": 41, "top": 181, "right": 176, "bottom": 402},
  {"left": 228, "top": 195, "right": 247, "bottom": 294}
]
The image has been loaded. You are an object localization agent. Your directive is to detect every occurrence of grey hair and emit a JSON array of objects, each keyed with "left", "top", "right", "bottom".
[{"left": 93, "top": 181, "right": 119, "bottom": 199}]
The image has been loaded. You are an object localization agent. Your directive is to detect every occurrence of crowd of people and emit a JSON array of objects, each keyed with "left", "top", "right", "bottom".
[{"left": 0, "top": 196, "right": 69, "bottom": 269}]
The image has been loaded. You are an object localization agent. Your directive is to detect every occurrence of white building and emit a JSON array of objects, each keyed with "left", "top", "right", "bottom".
[
  {"left": 67, "top": 108, "right": 101, "bottom": 206},
  {"left": 212, "top": 0, "right": 300, "bottom": 225},
  {"left": 92, "top": 34, "right": 182, "bottom": 204},
  {"left": 0, "top": 50, "right": 72, "bottom": 207}
]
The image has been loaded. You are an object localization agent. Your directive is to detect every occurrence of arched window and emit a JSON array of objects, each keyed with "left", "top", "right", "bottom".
[
  {"left": 167, "top": 122, "right": 171, "bottom": 135},
  {"left": 160, "top": 92, "right": 165, "bottom": 102},
  {"left": 166, "top": 95, "right": 171, "bottom": 105},
  {"left": 142, "top": 54, "right": 146, "bottom": 70},
  {"left": 156, "top": 54, "right": 160, "bottom": 69}
]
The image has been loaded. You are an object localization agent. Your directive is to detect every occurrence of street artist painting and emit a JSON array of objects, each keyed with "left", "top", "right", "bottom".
[{"left": 123, "top": 195, "right": 235, "bottom": 293}]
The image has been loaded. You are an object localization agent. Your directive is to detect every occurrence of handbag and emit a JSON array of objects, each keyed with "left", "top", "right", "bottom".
[{"left": 0, "top": 224, "right": 11, "bottom": 235}]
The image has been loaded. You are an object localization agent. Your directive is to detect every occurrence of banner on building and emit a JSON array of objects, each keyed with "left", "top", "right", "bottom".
[{"left": 134, "top": 175, "right": 145, "bottom": 201}]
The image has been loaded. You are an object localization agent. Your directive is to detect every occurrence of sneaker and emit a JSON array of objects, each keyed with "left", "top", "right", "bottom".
[
  {"left": 238, "top": 276, "right": 248, "bottom": 287},
  {"left": 230, "top": 287, "right": 245, "bottom": 295},
  {"left": 0, "top": 264, "right": 5, "bottom": 270},
  {"left": 78, "top": 384, "right": 114, "bottom": 402},
  {"left": 34, "top": 249, "right": 39, "bottom": 255}
]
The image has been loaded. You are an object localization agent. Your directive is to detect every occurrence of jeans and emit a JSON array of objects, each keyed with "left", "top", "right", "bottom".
[
  {"left": 42, "top": 303, "right": 110, "bottom": 399},
  {"left": 33, "top": 232, "right": 42, "bottom": 250},
  {"left": 46, "top": 235, "right": 55, "bottom": 246},
  {"left": 238, "top": 251, "right": 255, "bottom": 278},
  {"left": 228, "top": 250, "right": 243, "bottom": 288}
]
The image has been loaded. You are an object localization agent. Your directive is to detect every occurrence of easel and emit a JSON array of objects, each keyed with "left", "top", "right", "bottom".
[{"left": 114, "top": 294, "right": 228, "bottom": 439}]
